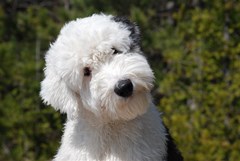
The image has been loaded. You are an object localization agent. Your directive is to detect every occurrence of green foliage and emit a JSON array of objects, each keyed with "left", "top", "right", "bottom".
[
  {"left": 0, "top": 0, "right": 239, "bottom": 160},
  {"left": 155, "top": 1, "right": 240, "bottom": 161}
]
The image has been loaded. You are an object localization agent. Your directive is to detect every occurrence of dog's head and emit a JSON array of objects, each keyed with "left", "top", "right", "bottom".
[{"left": 40, "top": 14, "right": 154, "bottom": 121}]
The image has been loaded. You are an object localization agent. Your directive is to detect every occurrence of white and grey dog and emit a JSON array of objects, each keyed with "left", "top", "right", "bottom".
[{"left": 40, "top": 14, "right": 183, "bottom": 161}]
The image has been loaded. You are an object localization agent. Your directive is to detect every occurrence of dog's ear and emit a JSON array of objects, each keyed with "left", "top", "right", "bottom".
[
  {"left": 40, "top": 64, "right": 79, "bottom": 116},
  {"left": 40, "top": 20, "right": 87, "bottom": 117},
  {"left": 40, "top": 39, "right": 83, "bottom": 116}
]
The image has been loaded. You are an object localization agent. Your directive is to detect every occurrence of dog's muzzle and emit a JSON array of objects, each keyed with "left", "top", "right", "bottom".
[{"left": 114, "top": 79, "right": 133, "bottom": 98}]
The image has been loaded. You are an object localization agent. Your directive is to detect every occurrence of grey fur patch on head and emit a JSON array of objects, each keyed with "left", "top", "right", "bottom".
[{"left": 112, "top": 16, "right": 141, "bottom": 50}]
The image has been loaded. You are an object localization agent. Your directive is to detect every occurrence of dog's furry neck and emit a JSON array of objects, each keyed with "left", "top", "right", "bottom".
[{"left": 58, "top": 105, "right": 168, "bottom": 161}]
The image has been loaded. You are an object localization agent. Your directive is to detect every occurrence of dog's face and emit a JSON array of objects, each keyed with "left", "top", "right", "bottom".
[{"left": 40, "top": 14, "right": 154, "bottom": 121}]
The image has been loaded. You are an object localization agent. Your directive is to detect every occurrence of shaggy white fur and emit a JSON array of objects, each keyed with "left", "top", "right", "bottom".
[{"left": 40, "top": 14, "right": 182, "bottom": 161}]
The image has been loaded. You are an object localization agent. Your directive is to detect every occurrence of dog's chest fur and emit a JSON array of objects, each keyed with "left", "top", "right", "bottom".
[{"left": 54, "top": 107, "right": 168, "bottom": 161}]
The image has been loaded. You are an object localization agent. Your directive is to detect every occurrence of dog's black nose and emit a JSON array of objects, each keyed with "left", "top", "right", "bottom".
[{"left": 114, "top": 79, "right": 133, "bottom": 98}]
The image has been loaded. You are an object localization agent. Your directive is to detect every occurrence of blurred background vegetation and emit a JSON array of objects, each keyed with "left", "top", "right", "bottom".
[{"left": 0, "top": 0, "right": 240, "bottom": 160}]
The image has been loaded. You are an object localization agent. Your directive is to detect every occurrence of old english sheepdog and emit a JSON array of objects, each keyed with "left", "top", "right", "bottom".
[{"left": 40, "top": 14, "right": 183, "bottom": 161}]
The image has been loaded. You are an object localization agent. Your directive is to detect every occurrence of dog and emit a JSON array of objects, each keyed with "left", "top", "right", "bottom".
[{"left": 40, "top": 13, "right": 183, "bottom": 161}]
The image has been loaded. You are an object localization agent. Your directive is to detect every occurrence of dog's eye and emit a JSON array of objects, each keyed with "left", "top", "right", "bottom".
[
  {"left": 83, "top": 67, "right": 91, "bottom": 76},
  {"left": 112, "top": 48, "right": 122, "bottom": 55}
]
